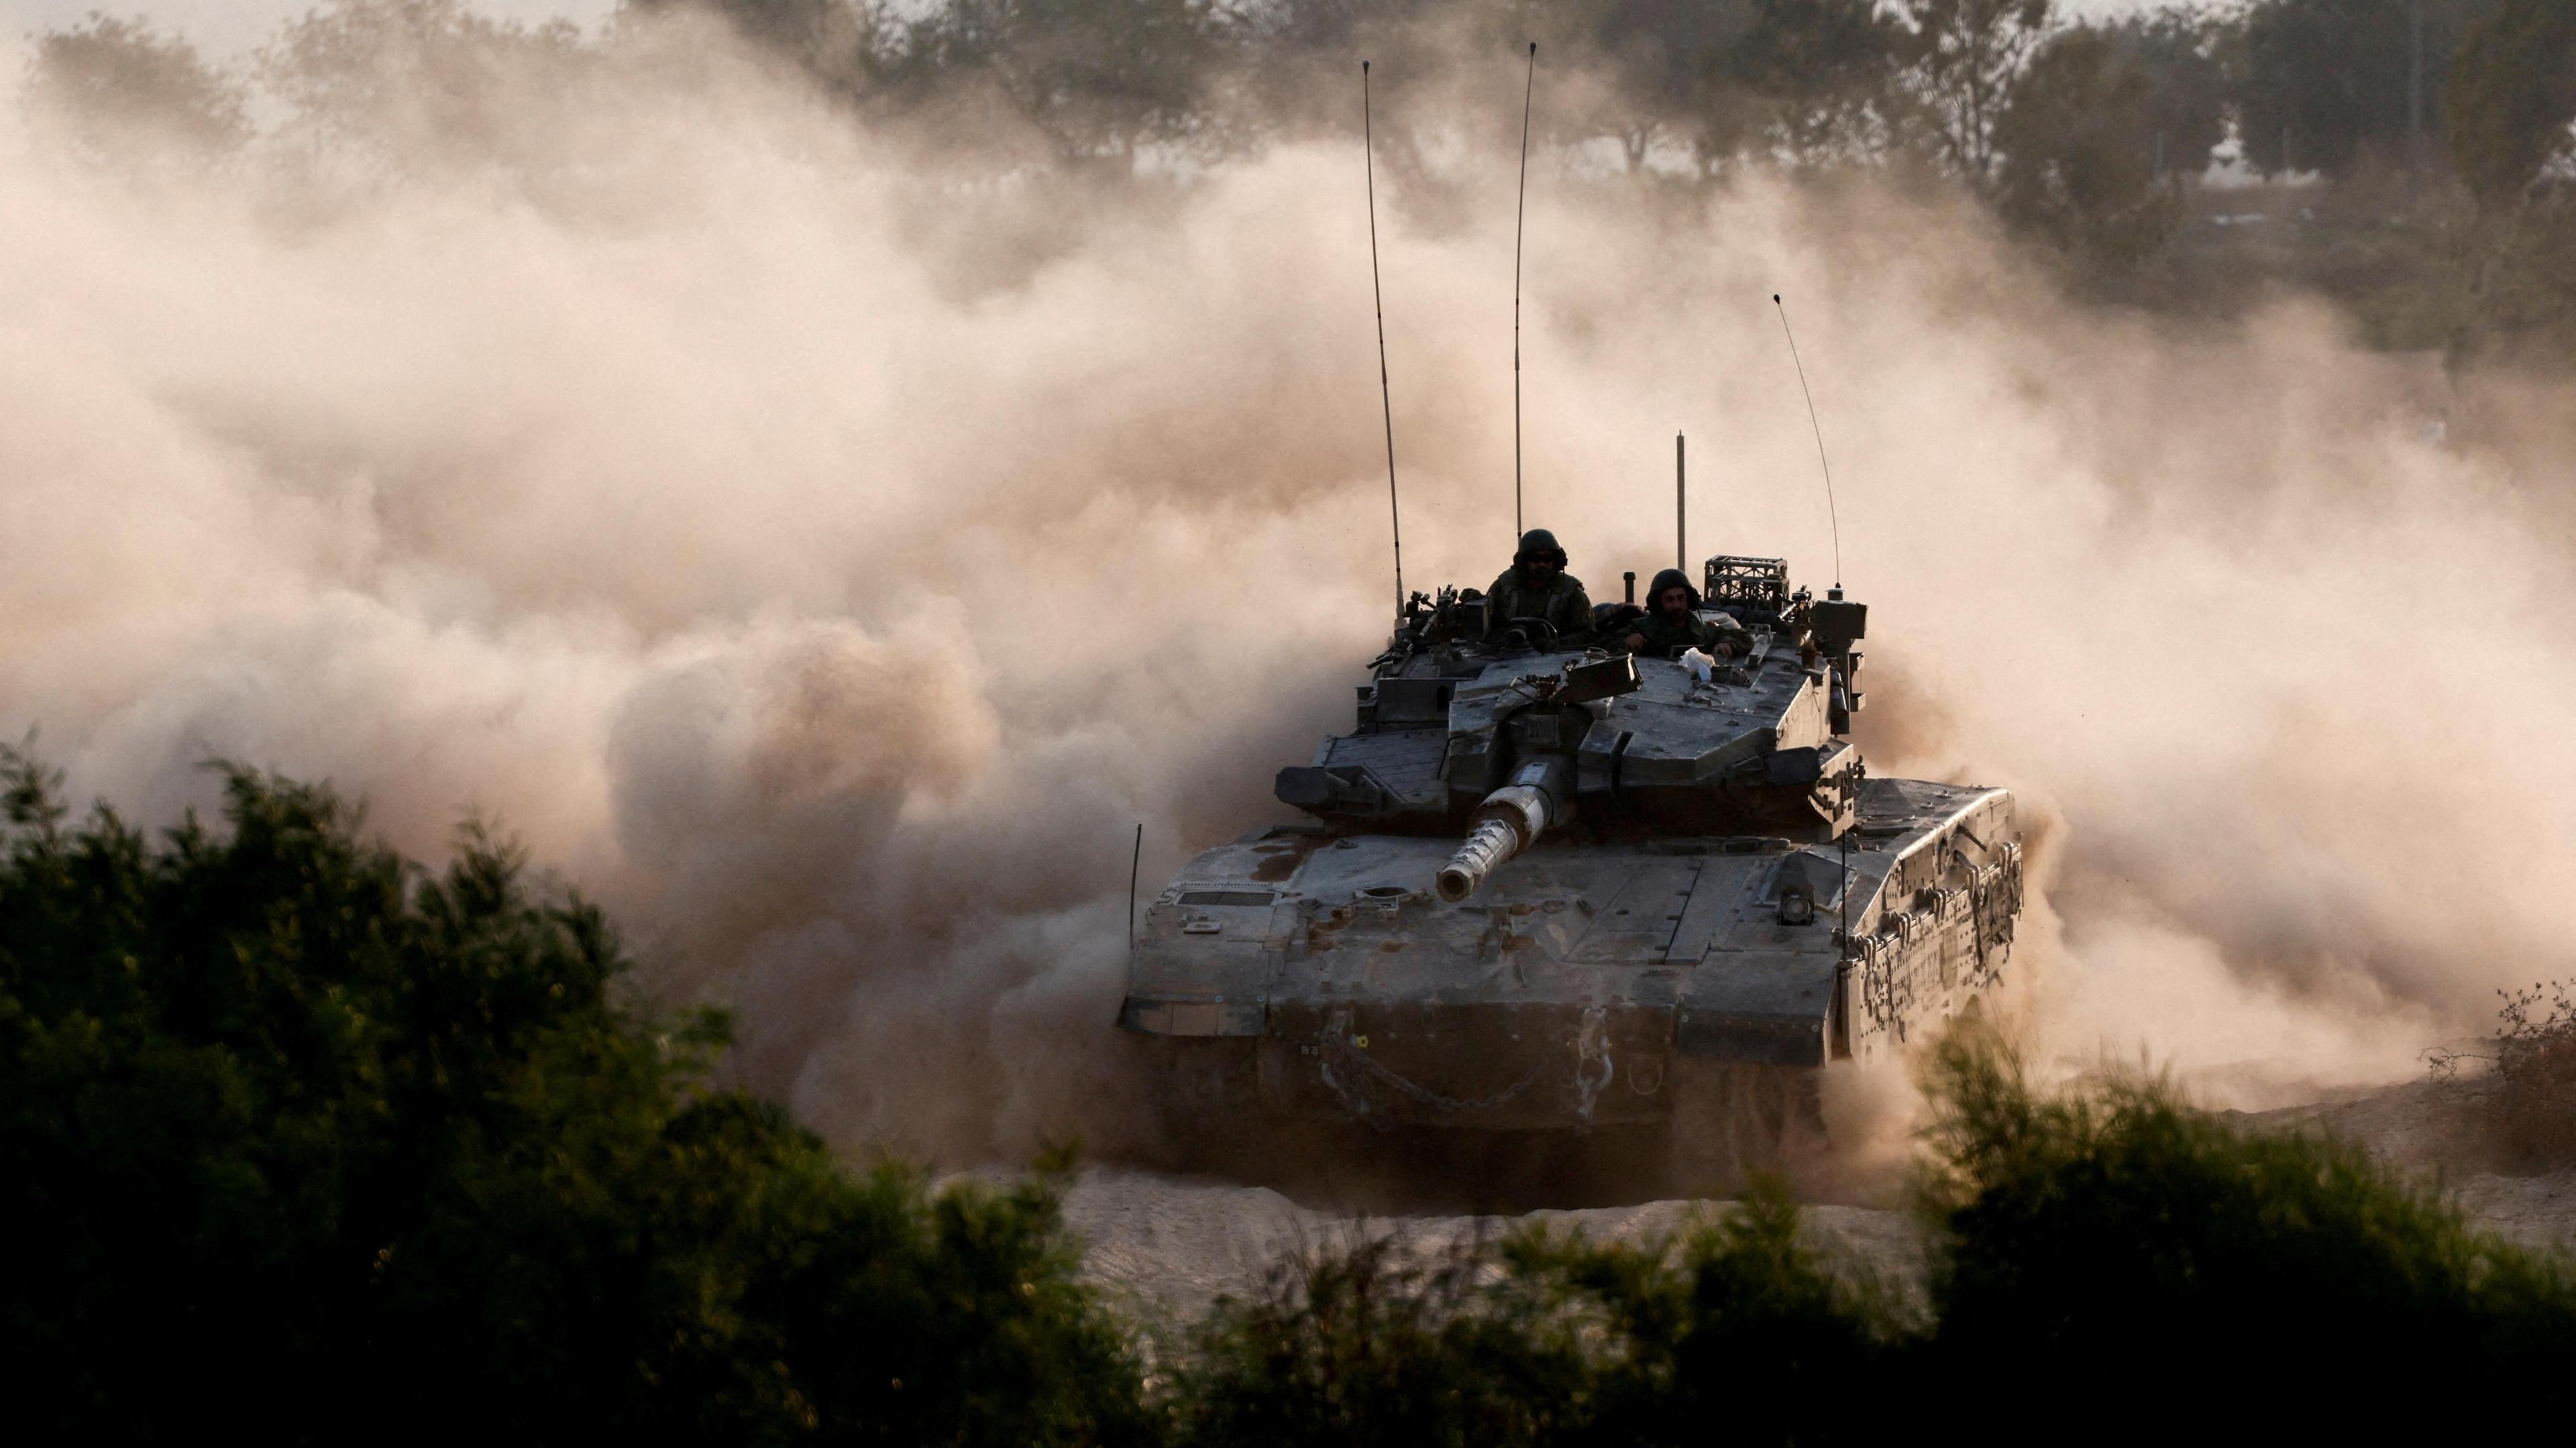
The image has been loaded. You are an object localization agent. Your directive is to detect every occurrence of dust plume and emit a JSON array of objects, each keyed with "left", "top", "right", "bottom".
[{"left": 3, "top": 5, "right": 2569, "bottom": 1174}]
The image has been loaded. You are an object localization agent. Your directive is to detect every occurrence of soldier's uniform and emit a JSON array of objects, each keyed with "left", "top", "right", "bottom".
[
  {"left": 1627, "top": 608, "right": 1721, "bottom": 656},
  {"left": 1623, "top": 567, "right": 1748, "bottom": 657},
  {"left": 1483, "top": 528, "right": 1594, "bottom": 641}
]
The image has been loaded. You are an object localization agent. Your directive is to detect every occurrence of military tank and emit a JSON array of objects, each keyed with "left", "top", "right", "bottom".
[{"left": 1118, "top": 553, "right": 2025, "bottom": 1187}]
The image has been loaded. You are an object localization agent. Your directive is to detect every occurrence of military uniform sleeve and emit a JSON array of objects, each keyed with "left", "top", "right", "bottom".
[
  {"left": 1557, "top": 580, "right": 1595, "bottom": 635},
  {"left": 1483, "top": 572, "right": 1519, "bottom": 635}
]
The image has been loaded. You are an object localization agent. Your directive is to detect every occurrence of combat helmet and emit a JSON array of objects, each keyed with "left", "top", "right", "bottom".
[
  {"left": 1645, "top": 566, "right": 1699, "bottom": 608},
  {"left": 1513, "top": 528, "right": 1568, "bottom": 568}
]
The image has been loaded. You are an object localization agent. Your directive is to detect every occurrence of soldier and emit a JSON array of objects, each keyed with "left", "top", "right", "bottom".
[
  {"left": 1619, "top": 567, "right": 1748, "bottom": 659},
  {"left": 1483, "top": 528, "right": 1594, "bottom": 643}
]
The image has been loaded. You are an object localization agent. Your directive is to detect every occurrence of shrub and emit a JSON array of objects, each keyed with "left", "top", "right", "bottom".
[
  {"left": 1919, "top": 1027, "right": 2576, "bottom": 1433},
  {"left": 2496, "top": 979, "right": 2576, "bottom": 1167},
  {"left": 1513, "top": 1180, "right": 1909, "bottom": 1447},
  {"left": 0, "top": 747, "right": 1148, "bottom": 1443},
  {"left": 1171, "top": 1180, "right": 1906, "bottom": 1448},
  {"left": 1169, "top": 1226, "right": 1590, "bottom": 1448}
]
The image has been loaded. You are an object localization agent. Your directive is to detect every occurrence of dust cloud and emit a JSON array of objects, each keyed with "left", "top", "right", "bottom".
[{"left": 3, "top": 7, "right": 2570, "bottom": 1173}]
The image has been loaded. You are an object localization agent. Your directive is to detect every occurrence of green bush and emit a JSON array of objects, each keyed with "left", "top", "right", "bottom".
[
  {"left": 1179, "top": 1033, "right": 2576, "bottom": 1445},
  {"left": 1920, "top": 1028, "right": 2576, "bottom": 1433},
  {"left": 1170, "top": 1229, "right": 1589, "bottom": 1448},
  {"left": 0, "top": 747, "right": 1148, "bottom": 1443},
  {"left": 1173, "top": 1180, "right": 1906, "bottom": 1447},
  {"left": 1512, "top": 1182, "right": 1907, "bottom": 1447}
]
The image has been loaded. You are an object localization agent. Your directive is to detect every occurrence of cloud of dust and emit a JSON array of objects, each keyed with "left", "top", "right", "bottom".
[{"left": 5, "top": 7, "right": 2571, "bottom": 1171}]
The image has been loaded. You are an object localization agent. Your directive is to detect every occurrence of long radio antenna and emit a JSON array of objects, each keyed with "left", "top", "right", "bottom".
[
  {"left": 1772, "top": 293, "right": 1843, "bottom": 590},
  {"left": 1512, "top": 40, "right": 1536, "bottom": 542},
  {"left": 1127, "top": 822, "right": 1143, "bottom": 960},
  {"left": 1364, "top": 62, "right": 1403, "bottom": 614},
  {"left": 1675, "top": 431, "right": 1686, "bottom": 574}
]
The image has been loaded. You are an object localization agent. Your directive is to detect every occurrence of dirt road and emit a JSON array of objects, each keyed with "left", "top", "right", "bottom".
[{"left": 1055, "top": 1076, "right": 2576, "bottom": 1323}]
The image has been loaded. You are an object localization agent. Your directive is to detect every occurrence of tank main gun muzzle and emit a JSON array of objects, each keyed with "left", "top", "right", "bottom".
[{"left": 1436, "top": 757, "right": 1571, "bottom": 903}]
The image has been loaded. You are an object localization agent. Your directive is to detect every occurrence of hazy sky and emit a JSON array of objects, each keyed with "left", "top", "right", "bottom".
[{"left": 1, "top": 0, "right": 2158, "bottom": 56}]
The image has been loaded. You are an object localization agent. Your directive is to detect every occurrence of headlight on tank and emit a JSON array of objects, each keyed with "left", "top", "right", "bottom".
[{"left": 1778, "top": 884, "right": 1815, "bottom": 927}]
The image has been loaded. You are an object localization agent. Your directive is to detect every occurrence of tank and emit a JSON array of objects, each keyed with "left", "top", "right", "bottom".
[{"left": 1118, "top": 553, "right": 2025, "bottom": 1188}]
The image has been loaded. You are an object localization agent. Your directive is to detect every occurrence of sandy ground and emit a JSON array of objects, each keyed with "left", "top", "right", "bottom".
[
  {"left": 2229, "top": 1076, "right": 2576, "bottom": 1256},
  {"left": 1053, "top": 1075, "right": 2576, "bottom": 1324},
  {"left": 1061, "top": 1172, "right": 1927, "bottom": 1324}
]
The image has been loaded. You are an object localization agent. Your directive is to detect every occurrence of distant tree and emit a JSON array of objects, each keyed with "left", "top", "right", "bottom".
[
  {"left": 1205, "top": 0, "right": 1430, "bottom": 137},
  {"left": 904, "top": 0, "right": 1221, "bottom": 170},
  {"left": 256, "top": 0, "right": 589, "bottom": 174},
  {"left": 2445, "top": 0, "right": 2576, "bottom": 361},
  {"left": 1716, "top": 0, "right": 1913, "bottom": 167},
  {"left": 20, "top": 15, "right": 250, "bottom": 168},
  {"left": 2101, "top": 5, "right": 2228, "bottom": 180},
  {"left": 1993, "top": 26, "right": 2180, "bottom": 270},
  {"left": 1236, "top": 0, "right": 1368, "bottom": 50},
  {"left": 0, "top": 750, "right": 1147, "bottom": 1441},
  {"left": 620, "top": 0, "right": 894, "bottom": 101},
  {"left": 1223, "top": 0, "right": 1458, "bottom": 60},
  {"left": 2447, "top": 0, "right": 2576, "bottom": 207},
  {"left": 1899, "top": 0, "right": 2055, "bottom": 187},
  {"left": 1581, "top": 0, "right": 1760, "bottom": 172},
  {"left": 2235, "top": 0, "right": 2504, "bottom": 176}
]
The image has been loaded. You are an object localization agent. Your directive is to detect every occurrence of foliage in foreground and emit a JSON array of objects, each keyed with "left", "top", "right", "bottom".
[
  {"left": 1179, "top": 1032, "right": 2576, "bottom": 1442},
  {"left": 9, "top": 753, "right": 2575, "bottom": 1441},
  {"left": 1915, "top": 1032, "right": 2576, "bottom": 1433},
  {"left": 1172, "top": 1180, "right": 1902, "bottom": 1448},
  {"left": 0, "top": 748, "right": 1147, "bottom": 1444}
]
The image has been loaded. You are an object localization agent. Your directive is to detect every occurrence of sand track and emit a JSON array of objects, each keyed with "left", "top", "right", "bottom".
[{"left": 1053, "top": 1076, "right": 2576, "bottom": 1323}]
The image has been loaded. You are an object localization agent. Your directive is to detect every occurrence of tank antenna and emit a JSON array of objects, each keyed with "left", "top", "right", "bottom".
[
  {"left": 1363, "top": 62, "right": 1403, "bottom": 615},
  {"left": 1772, "top": 293, "right": 1842, "bottom": 590},
  {"left": 1127, "top": 822, "right": 1144, "bottom": 960},
  {"left": 1675, "top": 431, "right": 1686, "bottom": 574},
  {"left": 1512, "top": 40, "right": 1536, "bottom": 543}
]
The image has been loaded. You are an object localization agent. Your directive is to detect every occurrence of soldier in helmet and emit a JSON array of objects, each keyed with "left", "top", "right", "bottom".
[
  {"left": 1618, "top": 567, "right": 1749, "bottom": 659},
  {"left": 1483, "top": 528, "right": 1595, "bottom": 644}
]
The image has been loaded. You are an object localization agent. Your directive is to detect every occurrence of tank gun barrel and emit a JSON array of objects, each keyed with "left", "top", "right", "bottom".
[
  {"left": 1438, "top": 810, "right": 1532, "bottom": 903},
  {"left": 1435, "top": 757, "right": 1570, "bottom": 903}
]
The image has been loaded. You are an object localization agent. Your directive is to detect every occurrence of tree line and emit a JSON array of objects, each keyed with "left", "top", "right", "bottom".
[
  {"left": 28, "top": 1, "right": 2576, "bottom": 207},
  {"left": 21, "top": 1, "right": 2576, "bottom": 342},
  {"left": 627, "top": 1, "right": 2573, "bottom": 194}
]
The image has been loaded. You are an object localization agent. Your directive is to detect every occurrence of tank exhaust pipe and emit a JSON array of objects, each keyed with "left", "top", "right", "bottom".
[{"left": 1436, "top": 757, "right": 1570, "bottom": 902}]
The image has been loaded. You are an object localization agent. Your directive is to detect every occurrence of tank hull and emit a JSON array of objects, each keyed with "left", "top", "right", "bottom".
[{"left": 1120, "top": 777, "right": 2024, "bottom": 1134}]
